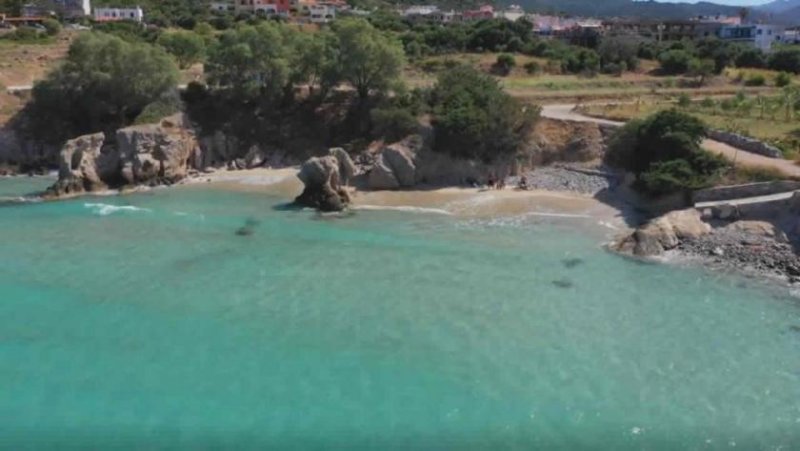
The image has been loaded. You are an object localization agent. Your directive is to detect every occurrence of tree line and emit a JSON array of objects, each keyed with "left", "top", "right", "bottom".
[{"left": 18, "top": 18, "right": 536, "bottom": 165}]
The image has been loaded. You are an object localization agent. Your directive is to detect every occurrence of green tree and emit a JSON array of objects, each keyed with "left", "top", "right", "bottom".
[
  {"left": 597, "top": 35, "right": 639, "bottom": 72},
  {"left": 157, "top": 30, "right": 206, "bottom": 69},
  {"left": 735, "top": 47, "right": 765, "bottom": 68},
  {"left": 22, "top": 32, "right": 179, "bottom": 143},
  {"left": 688, "top": 58, "right": 715, "bottom": 86},
  {"left": 331, "top": 18, "right": 405, "bottom": 101},
  {"left": 769, "top": 47, "right": 800, "bottom": 74},
  {"left": 606, "top": 109, "right": 725, "bottom": 195},
  {"left": 429, "top": 65, "right": 539, "bottom": 162},
  {"left": 493, "top": 53, "right": 516, "bottom": 76},
  {"left": 205, "top": 22, "right": 293, "bottom": 101},
  {"left": 658, "top": 49, "right": 692, "bottom": 74},
  {"left": 42, "top": 18, "right": 61, "bottom": 37}
]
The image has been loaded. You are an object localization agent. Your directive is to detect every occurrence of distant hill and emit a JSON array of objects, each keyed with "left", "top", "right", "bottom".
[
  {"left": 505, "top": 0, "right": 745, "bottom": 19},
  {"left": 755, "top": 0, "right": 800, "bottom": 25}
]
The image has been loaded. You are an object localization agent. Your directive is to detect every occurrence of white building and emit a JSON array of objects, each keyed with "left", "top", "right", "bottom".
[
  {"left": 309, "top": 4, "right": 335, "bottom": 23},
  {"left": 719, "top": 24, "right": 785, "bottom": 52},
  {"left": 21, "top": 0, "right": 90, "bottom": 18},
  {"left": 93, "top": 6, "right": 144, "bottom": 22}
]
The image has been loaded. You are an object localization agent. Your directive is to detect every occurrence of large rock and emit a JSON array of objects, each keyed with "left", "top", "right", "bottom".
[
  {"left": 47, "top": 115, "right": 198, "bottom": 196},
  {"left": 615, "top": 209, "right": 711, "bottom": 256},
  {"left": 329, "top": 147, "right": 355, "bottom": 185},
  {"left": 367, "top": 137, "right": 420, "bottom": 190},
  {"left": 295, "top": 150, "right": 353, "bottom": 212},
  {"left": 116, "top": 119, "right": 196, "bottom": 185}
]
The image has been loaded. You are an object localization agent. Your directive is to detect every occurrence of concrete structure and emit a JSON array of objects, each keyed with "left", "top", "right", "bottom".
[
  {"left": 21, "top": 0, "right": 90, "bottom": 18},
  {"left": 309, "top": 4, "right": 334, "bottom": 23},
  {"left": 234, "top": 0, "right": 290, "bottom": 15},
  {"left": 494, "top": 5, "right": 524, "bottom": 22},
  {"left": 719, "top": 24, "right": 786, "bottom": 51},
  {"left": 93, "top": 6, "right": 143, "bottom": 22}
]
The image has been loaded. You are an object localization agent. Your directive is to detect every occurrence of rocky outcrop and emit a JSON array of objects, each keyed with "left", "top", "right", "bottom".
[
  {"left": 294, "top": 148, "right": 354, "bottom": 212},
  {"left": 367, "top": 137, "right": 420, "bottom": 190},
  {"left": 47, "top": 114, "right": 198, "bottom": 197},
  {"left": 614, "top": 209, "right": 712, "bottom": 256}
]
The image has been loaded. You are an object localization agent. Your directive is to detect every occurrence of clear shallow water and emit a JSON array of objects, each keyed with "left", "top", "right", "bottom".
[{"left": 1, "top": 182, "right": 799, "bottom": 450}]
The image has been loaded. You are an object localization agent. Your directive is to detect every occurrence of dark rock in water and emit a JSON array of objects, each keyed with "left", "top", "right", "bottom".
[
  {"left": 235, "top": 217, "right": 260, "bottom": 236},
  {"left": 789, "top": 325, "right": 800, "bottom": 334},
  {"left": 235, "top": 226, "right": 254, "bottom": 237},
  {"left": 562, "top": 258, "right": 584, "bottom": 269},
  {"left": 552, "top": 279, "right": 574, "bottom": 289}
]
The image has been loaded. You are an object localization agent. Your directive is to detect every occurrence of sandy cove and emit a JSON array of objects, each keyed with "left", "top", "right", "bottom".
[{"left": 183, "top": 167, "right": 628, "bottom": 228}]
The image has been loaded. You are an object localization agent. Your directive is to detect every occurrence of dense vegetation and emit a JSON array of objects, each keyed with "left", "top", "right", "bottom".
[
  {"left": 20, "top": 33, "right": 179, "bottom": 144},
  {"left": 607, "top": 110, "right": 727, "bottom": 195},
  {"left": 429, "top": 65, "right": 538, "bottom": 161}
]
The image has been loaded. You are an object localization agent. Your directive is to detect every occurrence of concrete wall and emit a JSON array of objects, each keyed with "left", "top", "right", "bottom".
[
  {"left": 707, "top": 129, "right": 783, "bottom": 158},
  {"left": 693, "top": 180, "right": 800, "bottom": 204}
]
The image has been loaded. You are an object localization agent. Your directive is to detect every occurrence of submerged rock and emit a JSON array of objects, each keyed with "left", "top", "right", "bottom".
[
  {"left": 552, "top": 278, "right": 574, "bottom": 289},
  {"left": 562, "top": 258, "right": 584, "bottom": 269}
]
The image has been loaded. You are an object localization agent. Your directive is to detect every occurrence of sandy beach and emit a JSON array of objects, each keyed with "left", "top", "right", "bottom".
[{"left": 186, "top": 167, "right": 628, "bottom": 228}]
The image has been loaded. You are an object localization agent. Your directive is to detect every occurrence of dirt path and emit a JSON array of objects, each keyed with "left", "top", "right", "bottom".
[{"left": 541, "top": 103, "right": 800, "bottom": 178}]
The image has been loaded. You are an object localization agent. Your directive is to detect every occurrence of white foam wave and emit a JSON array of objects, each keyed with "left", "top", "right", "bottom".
[
  {"left": 84, "top": 203, "right": 151, "bottom": 216},
  {"left": 353, "top": 204, "right": 453, "bottom": 215}
]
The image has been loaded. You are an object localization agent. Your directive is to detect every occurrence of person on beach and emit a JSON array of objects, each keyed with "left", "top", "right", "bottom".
[
  {"left": 518, "top": 175, "right": 529, "bottom": 191},
  {"left": 487, "top": 173, "right": 496, "bottom": 190}
]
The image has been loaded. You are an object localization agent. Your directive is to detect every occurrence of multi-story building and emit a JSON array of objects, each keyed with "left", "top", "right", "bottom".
[
  {"left": 93, "top": 6, "right": 144, "bottom": 22},
  {"left": 209, "top": 1, "right": 235, "bottom": 13},
  {"left": 719, "top": 24, "right": 786, "bottom": 52},
  {"left": 21, "top": 0, "right": 91, "bottom": 18},
  {"left": 309, "top": 4, "right": 334, "bottom": 23},
  {"left": 463, "top": 5, "right": 493, "bottom": 21},
  {"left": 234, "top": 0, "right": 291, "bottom": 15}
]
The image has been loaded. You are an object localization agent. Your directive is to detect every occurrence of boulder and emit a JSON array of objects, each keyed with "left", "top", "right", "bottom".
[
  {"left": 722, "top": 221, "right": 789, "bottom": 243},
  {"left": 367, "top": 136, "right": 420, "bottom": 190},
  {"left": 47, "top": 114, "right": 198, "bottom": 196},
  {"left": 116, "top": 119, "right": 197, "bottom": 186},
  {"left": 614, "top": 209, "right": 711, "bottom": 256},
  {"left": 329, "top": 147, "right": 356, "bottom": 185},
  {"left": 244, "top": 145, "right": 267, "bottom": 169},
  {"left": 49, "top": 133, "right": 112, "bottom": 195},
  {"left": 295, "top": 153, "right": 351, "bottom": 212}
]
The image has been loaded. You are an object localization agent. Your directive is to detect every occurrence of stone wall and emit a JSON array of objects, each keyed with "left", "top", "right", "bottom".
[
  {"left": 693, "top": 180, "right": 800, "bottom": 204},
  {"left": 707, "top": 129, "right": 783, "bottom": 159}
]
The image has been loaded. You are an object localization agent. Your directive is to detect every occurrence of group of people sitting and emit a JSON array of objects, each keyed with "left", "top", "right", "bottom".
[
  {"left": 486, "top": 174, "right": 529, "bottom": 191},
  {"left": 466, "top": 174, "right": 529, "bottom": 190}
]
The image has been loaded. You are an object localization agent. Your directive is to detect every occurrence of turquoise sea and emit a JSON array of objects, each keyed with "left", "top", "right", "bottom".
[{"left": 1, "top": 176, "right": 799, "bottom": 450}]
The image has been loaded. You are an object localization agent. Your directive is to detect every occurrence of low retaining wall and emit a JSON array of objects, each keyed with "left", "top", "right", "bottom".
[
  {"left": 700, "top": 192, "right": 800, "bottom": 220},
  {"left": 707, "top": 129, "right": 783, "bottom": 159},
  {"left": 693, "top": 180, "right": 800, "bottom": 204}
]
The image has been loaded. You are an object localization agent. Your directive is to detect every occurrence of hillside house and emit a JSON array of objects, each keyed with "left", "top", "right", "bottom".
[
  {"left": 21, "top": 0, "right": 91, "bottom": 18},
  {"left": 93, "top": 6, "right": 143, "bottom": 22},
  {"left": 719, "top": 24, "right": 785, "bottom": 51}
]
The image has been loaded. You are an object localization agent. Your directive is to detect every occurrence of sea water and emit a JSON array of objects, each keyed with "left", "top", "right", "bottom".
[{"left": 1, "top": 180, "right": 799, "bottom": 449}]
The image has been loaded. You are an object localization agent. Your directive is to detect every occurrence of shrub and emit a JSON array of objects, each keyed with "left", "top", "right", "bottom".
[
  {"left": 493, "top": 53, "right": 516, "bottom": 76},
  {"left": 658, "top": 49, "right": 692, "bottom": 74},
  {"left": 430, "top": 65, "right": 539, "bottom": 162},
  {"left": 677, "top": 93, "right": 691, "bottom": 108},
  {"left": 744, "top": 73, "right": 766, "bottom": 86},
  {"left": 42, "top": 19, "right": 61, "bottom": 36},
  {"left": 735, "top": 47, "right": 766, "bottom": 68},
  {"left": 523, "top": 61, "right": 541, "bottom": 75},
  {"left": 370, "top": 106, "right": 418, "bottom": 142},
  {"left": 769, "top": 47, "right": 800, "bottom": 74},
  {"left": 606, "top": 109, "right": 725, "bottom": 195},
  {"left": 133, "top": 90, "right": 183, "bottom": 125},
  {"left": 5, "top": 26, "right": 41, "bottom": 41},
  {"left": 776, "top": 71, "right": 792, "bottom": 87},
  {"left": 157, "top": 30, "right": 206, "bottom": 68},
  {"left": 700, "top": 97, "right": 715, "bottom": 108}
]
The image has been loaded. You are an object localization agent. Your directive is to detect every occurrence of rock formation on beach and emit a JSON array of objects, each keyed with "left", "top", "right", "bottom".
[
  {"left": 47, "top": 114, "right": 198, "bottom": 197},
  {"left": 614, "top": 209, "right": 712, "bottom": 256},
  {"left": 294, "top": 148, "right": 355, "bottom": 212}
]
